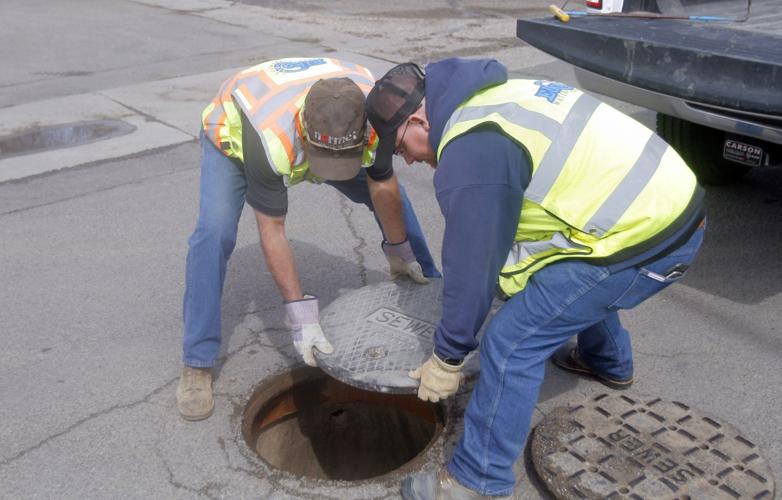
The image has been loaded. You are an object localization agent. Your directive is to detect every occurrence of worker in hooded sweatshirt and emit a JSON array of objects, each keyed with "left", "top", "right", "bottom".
[{"left": 365, "top": 58, "right": 704, "bottom": 498}]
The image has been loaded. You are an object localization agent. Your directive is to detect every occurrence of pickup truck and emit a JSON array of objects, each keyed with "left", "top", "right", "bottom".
[{"left": 516, "top": 0, "right": 782, "bottom": 184}]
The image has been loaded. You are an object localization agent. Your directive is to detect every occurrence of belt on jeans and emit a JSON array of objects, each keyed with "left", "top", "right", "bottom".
[{"left": 635, "top": 213, "right": 706, "bottom": 268}]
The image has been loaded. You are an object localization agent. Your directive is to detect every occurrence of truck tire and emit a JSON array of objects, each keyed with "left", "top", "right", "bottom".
[{"left": 656, "top": 114, "right": 750, "bottom": 185}]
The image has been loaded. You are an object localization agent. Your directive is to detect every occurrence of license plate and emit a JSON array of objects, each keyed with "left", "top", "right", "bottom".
[{"left": 723, "top": 139, "right": 764, "bottom": 167}]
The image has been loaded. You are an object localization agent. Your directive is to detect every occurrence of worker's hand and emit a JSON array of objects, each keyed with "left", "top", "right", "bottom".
[
  {"left": 409, "top": 353, "right": 464, "bottom": 402},
  {"left": 382, "top": 239, "right": 429, "bottom": 284},
  {"left": 284, "top": 295, "right": 334, "bottom": 367}
]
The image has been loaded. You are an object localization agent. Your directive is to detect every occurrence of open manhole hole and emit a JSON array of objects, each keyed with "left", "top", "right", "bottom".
[
  {"left": 0, "top": 119, "right": 136, "bottom": 159},
  {"left": 241, "top": 367, "right": 445, "bottom": 481},
  {"left": 531, "top": 393, "right": 776, "bottom": 499}
]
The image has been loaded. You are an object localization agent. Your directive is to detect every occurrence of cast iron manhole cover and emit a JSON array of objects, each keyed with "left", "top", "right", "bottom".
[
  {"left": 531, "top": 393, "right": 775, "bottom": 499},
  {"left": 316, "top": 279, "right": 497, "bottom": 394}
]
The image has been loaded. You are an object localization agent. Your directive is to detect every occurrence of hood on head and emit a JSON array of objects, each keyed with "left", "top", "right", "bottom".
[{"left": 424, "top": 58, "right": 508, "bottom": 154}]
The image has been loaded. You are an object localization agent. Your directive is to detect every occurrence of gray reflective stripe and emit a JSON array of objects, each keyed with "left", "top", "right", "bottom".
[
  {"left": 203, "top": 79, "right": 235, "bottom": 135},
  {"left": 244, "top": 82, "right": 309, "bottom": 124},
  {"left": 255, "top": 111, "right": 297, "bottom": 175},
  {"left": 205, "top": 103, "right": 223, "bottom": 125},
  {"left": 256, "top": 130, "right": 278, "bottom": 174},
  {"left": 292, "top": 129, "right": 306, "bottom": 166},
  {"left": 583, "top": 134, "right": 667, "bottom": 236},
  {"left": 244, "top": 74, "right": 375, "bottom": 126},
  {"left": 504, "top": 232, "right": 587, "bottom": 268},
  {"left": 234, "top": 75, "right": 270, "bottom": 108},
  {"left": 341, "top": 60, "right": 358, "bottom": 70},
  {"left": 443, "top": 102, "right": 561, "bottom": 143},
  {"left": 204, "top": 104, "right": 224, "bottom": 141},
  {"left": 526, "top": 94, "right": 601, "bottom": 204},
  {"left": 250, "top": 111, "right": 304, "bottom": 174},
  {"left": 277, "top": 110, "right": 306, "bottom": 165},
  {"left": 275, "top": 111, "right": 294, "bottom": 132}
]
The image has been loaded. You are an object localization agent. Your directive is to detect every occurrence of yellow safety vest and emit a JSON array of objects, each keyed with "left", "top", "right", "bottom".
[
  {"left": 437, "top": 80, "right": 701, "bottom": 297},
  {"left": 201, "top": 58, "right": 379, "bottom": 186}
]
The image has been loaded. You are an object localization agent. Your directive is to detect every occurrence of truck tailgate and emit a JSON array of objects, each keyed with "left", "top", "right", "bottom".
[{"left": 516, "top": 8, "right": 782, "bottom": 114}]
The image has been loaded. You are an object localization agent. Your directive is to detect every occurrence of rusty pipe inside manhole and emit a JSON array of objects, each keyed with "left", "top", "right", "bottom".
[{"left": 242, "top": 367, "right": 445, "bottom": 481}]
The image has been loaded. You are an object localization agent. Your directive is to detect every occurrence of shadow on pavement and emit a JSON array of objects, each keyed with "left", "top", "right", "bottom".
[
  {"left": 683, "top": 167, "right": 782, "bottom": 304},
  {"left": 215, "top": 238, "right": 386, "bottom": 376}
]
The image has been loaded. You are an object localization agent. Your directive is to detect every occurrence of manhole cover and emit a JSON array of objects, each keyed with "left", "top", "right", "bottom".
[
  {"left": 316, "top": 279, "right": 498, "bottom": 393},
  {"left": 531, "top": 393, "right": 775, "bottom": 499}
]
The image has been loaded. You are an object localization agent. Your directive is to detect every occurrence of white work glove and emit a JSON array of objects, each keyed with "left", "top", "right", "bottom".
[
  {"left": 382, "top": 239, "right": 429, "bottom": 284},
  {"left": 284, "top": 294, "right": 334, "bottom": 367},
  {"left": 409, "top": 353, "right": 465, "bottom": 402}
]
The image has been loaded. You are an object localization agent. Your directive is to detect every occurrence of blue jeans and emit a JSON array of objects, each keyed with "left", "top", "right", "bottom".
[
  {"left": 182, "top": 134, "right": 440, "bottom": 368},
  {"left": 448, "top": 225, "right": 705, "bottom": 495}
]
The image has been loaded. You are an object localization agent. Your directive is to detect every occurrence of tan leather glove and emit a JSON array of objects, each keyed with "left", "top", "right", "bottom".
[
  {"left": 284, "top": 295, "right": 334, "bottom": 367},
  {"left": 382, "top": 239, "right": 429, "bottom": 284},
  {"left": 409, "top": 353, "right": 464, "bottom": 402}
]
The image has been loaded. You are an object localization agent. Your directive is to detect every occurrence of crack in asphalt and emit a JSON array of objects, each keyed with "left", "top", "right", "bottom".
[
  {"left": 212, "top": 319, "right": 302, "bottom": 383},
  {"left": 98, "top": 92, "right": 195, "bottom": 139},
  {"left": 339, "top": 195, "right": 369, "bottom": 287},
  {"left": 0, "top": 376, "right": 178, "bottom": 468},
  {"left": 216, "top": 436, "right": 263, "bottom": 482},
  {"left": 220, "top": 324, "right": 295, "bottom": 363},
  {"left": 153, "top": 442, "right": 227, "bottom": 499}
]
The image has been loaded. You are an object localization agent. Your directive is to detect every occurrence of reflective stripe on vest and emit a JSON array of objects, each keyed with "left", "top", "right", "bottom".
[
  {"left": 525, "top": 94, "right": 600, "bottom": 206},
  {"left": 436, "top": 79, "right": 698, "bottom": 297},
  {"left": 202, "top": 73, "right": 244, "bottom": 158},
  {"left": 504, "top": 232, "right": 591, "bottom": 269},
  {"left": 583, "top": 133, "right": 669, "bottom": 237},
  {"left": 201, "top": 58, "right": 378, "bottom": 185}
]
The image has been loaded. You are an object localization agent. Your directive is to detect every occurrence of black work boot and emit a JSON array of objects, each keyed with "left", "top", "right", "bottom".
[{"left": 550, "top": 344, "right": 633, "bottom": 390}]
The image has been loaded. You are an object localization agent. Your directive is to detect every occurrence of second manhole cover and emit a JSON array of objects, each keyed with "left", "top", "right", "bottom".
[{"left": 531, "top": 393, "right": 775, "bottom": 499}]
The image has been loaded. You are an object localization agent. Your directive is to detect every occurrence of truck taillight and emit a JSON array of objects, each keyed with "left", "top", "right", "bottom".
[{"left": 586, "top": 0, "right": 603, "bottom": 7}]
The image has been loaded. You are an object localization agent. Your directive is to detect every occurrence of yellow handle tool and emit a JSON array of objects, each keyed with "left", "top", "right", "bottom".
[{"left": 548, "top": 4, "right": 571, "bottom": 22}]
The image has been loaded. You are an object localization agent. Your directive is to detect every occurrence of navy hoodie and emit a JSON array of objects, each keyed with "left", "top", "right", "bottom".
[
  {"left": 425, "top": 58, "right": 703, "bottom": 361},
  {"left": 426, "top": 58, "right": 532, "bottom": 361}
]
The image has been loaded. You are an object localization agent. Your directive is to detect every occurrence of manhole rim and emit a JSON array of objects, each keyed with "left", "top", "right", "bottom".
[{"left": 236, "top": 364, "right": 450, "bottom": 485}]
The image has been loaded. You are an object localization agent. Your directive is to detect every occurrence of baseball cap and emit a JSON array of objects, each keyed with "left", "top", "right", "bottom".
[
  {"left": 365, "top": 63, "right": 425, "bottom": 171},
  {"left": 303, "top": 78, "right": 367, "bottom": 181}
]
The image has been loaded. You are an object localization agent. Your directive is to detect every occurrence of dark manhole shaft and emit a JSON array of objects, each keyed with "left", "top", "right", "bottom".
[{"left": 242, "top": 367, "right": 445, "bottom": 481}]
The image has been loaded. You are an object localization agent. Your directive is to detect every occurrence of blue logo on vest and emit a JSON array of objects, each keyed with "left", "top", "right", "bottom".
[
  {"left": 273, "top": 59, "right": 327, "bottom": 73},
  {"left": 534, "top": 81, "right": 573, "bottom": 103}
]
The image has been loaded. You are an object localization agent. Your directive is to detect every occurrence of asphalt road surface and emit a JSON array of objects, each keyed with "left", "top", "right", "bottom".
[{"left": 1, "top": 1, "right": 779, "bottom": 498}]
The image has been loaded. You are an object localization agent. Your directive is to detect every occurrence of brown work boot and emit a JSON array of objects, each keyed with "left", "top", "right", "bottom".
[
  {"left": 550, "top": 344, "right": 633, "bottom": 390},
  {"left": 401, "top": 466, "right": 512, "bottom": 499},
  {"left": 176, "top": 366, "right": 214, "bottom": 421}
]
